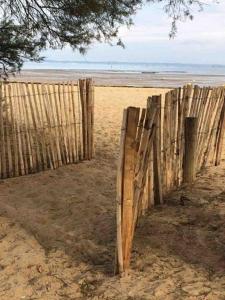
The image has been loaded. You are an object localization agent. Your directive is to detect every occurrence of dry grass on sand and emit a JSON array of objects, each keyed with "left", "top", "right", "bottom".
[{"left": 0, "top": 86, "right": 225, "bottom": 300}]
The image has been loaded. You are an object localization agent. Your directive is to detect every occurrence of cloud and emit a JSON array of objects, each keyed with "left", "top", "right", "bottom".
[
  {"left": 41, "top": 0, "right": 225, "bottom": 64},
  {"left": 118, "top": 1, "right": 225, "bottom": 44}
]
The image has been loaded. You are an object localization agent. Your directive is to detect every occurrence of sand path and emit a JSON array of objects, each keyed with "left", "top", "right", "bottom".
[{"left": 0, "top": 87, "right": 225, "bottom": 299}]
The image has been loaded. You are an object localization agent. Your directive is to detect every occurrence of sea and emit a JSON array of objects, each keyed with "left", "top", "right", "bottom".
[{"left": 23, "top": 60, "right": 225, "bottom": 76}]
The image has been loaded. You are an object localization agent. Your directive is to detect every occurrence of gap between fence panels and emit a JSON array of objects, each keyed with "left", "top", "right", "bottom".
[
  {"left": 116, "top": 84, "right": 225, "bottom": 275},
  {"left": 0, "top": 78, "right": 94, "bottom": 179}
]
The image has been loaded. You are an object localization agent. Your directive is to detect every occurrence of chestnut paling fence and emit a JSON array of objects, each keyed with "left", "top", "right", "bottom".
[
  {"left": 0, "top": 79, "right": 94, "bottom": 179},
  {"left": 116, "top": 85, "right": 225, "bottom": 274}
]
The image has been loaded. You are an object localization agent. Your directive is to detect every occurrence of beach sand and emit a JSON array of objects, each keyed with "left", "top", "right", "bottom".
[{"left": 0, "top": 86, "right": 225, "bottom": 299}]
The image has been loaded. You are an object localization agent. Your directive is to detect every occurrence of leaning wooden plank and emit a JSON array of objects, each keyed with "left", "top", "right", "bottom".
[
  {"left": 122, "top": 106, "right": 140, "bottom": 273},
  {"left": 115, "top": 109, "right": 127, "bottom": 275}
]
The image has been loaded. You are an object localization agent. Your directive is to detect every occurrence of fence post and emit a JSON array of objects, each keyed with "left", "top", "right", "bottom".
[
  {"left": 183, "top": 117, "right": 198, "bottom": 183},
  {"left": 152, "top": 95, "right": 163, "bottom": 205}
]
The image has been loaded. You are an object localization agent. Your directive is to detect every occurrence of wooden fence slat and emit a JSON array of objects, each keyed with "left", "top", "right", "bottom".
[
  {"left": 31, "top": 83, "right": 46, "bottom": 170},
  {"left": 41, "top": 84, "right": 58, "bottom": 169},
  {"left": 86, "top": 78, "right": 94, "bottom": 159},
  {"left": 133, "top": 99, "right": 158, "bottom": 224},
  {"left": 20, "top": 83, "right": 34, "bottom": 172},
  {"left": 8, "top": 84, "right": 19, "bottom": 177},
  {"left": 4, "top": 84, "right": 13, "bottom": 177},
  {"left": 26, "top": 83, "right": 43, "bottom": 172},
  {"left": 71, "top": 83, "right": 81, "bottom": 161},
  {"left": 203, "top": 89, "right": 225, "bottom": 167},
  {"left": 67, "top": 82, "right": 77, "bottom": 163},
  {"left": 0, "top": 83, "right": 6, "bottom": 178},
  {"left": 122, "top": 106, "right": 140, "bottom": 273},
  {"left": 47, "top": 84, "right": 62, "bottom": 167},
  {"left": 152, "top": 96, "right": 163, "bottom": 205},
  {"left": 12, "top": 83, "right": 25, "bottom": 176},
  {"left": 215, "top": 96, "right": 225, "bottom": 165},
  {"left": 15, "top": 83, "right": 28, "bottom": 175},
  {"left": 53, "top": 84, "right": 67, "bottom": 165},
  {"left": 115, "top": 109, "right": 127, "bottom": 275},
  {"left": 79, "top": 79, "right": 88, "bottom": 160},
  {"left": 62, "top": 83, "right": 72, "bottom": 163}
]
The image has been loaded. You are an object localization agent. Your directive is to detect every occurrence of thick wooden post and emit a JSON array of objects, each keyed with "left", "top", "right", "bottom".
[
  {"left": 122, "top": 106, "right": 140, "bottom": 273},
  {"left": 183, "top": 117, "right": 198, "bottom": 183},
  {"left": 115, "top": 107, "right": 140, "bottom": 276},
  {"left": 152, "top": 96, "right": 163, "bottom": 205}
]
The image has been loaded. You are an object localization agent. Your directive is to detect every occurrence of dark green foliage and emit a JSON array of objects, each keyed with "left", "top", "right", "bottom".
[
  {"left": 0, "top": 18, "right": 45, "bottom": 77},
  {"left": 0, "top": 0, "right": 208, "bottom": 76}
]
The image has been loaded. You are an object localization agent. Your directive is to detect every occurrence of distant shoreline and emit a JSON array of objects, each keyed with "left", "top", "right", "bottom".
[{"left": 13, "top": 69, "right": 225, "bottom": 88}]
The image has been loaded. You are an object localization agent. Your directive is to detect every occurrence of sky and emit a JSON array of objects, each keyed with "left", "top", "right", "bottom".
[{"left": 41, "top": 1, "right": 225, "bottom": 65}]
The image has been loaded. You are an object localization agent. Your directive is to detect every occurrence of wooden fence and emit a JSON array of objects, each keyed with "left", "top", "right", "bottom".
[
  {"left": 116, "top": 85, "right": 225, "bottom": 274},
  {"left": 0, "top": 79, "right": 94, "bottom": 179}
]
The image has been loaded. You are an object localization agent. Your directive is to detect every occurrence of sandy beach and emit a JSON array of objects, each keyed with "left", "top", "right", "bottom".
[{"left": 0, "top": 85, "right": 225, "bottom": 299}]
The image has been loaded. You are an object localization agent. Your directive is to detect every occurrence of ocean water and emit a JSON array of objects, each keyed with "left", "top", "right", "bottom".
[{"left": 23, "top": 60, "right": 225, "bottom": 76}]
